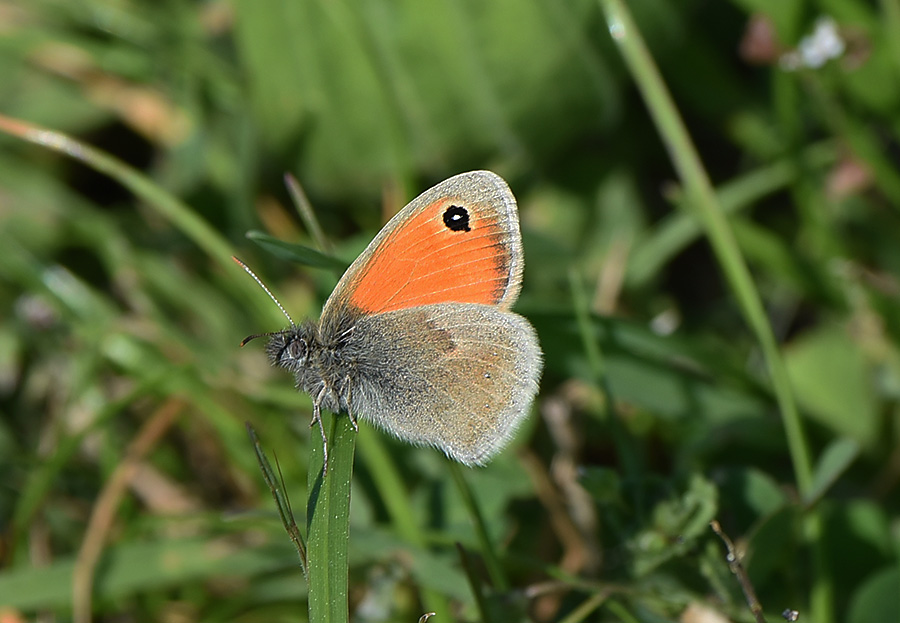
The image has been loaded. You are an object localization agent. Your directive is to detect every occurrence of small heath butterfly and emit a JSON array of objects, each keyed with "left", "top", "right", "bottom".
[{"left": 244, "top": 171, "right": 542, "bottom": 466}]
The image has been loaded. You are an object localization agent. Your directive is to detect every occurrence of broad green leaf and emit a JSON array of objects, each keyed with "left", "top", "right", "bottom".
[
  {"left": 847, "top": 566, "right": 900, "bottom": 623},
  {"left": 805, "top": 437, "right": 860, "bottom": 505},
  {"left": 785, "top": 325, "right": 878, "bottom": 447}
]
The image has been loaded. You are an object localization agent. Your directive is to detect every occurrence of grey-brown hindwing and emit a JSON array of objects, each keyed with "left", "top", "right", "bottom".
[{"left": 337, "top": 303, "right": 542, "bottom": 465}]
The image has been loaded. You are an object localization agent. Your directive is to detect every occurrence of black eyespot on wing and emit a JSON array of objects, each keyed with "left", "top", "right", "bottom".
[{"left": 442, "top": 205, "right": 471, "bottom": 232}]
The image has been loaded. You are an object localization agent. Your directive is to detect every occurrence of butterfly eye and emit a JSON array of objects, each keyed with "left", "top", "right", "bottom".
[
  {"left": 442, "top": 205, "right": 471, "bottom": 232},
  {"left": 284, "top": 338, "right": 308, "bottom": 364}
]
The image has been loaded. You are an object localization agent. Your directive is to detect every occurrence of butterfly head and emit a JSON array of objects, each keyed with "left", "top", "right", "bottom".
[{"left": 266, "top": 325, "right": 316, "bottom": 373}]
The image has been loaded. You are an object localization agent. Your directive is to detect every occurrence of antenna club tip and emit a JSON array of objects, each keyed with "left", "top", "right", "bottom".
[{"left": 241, "top": 332, "right": 276, "bottom": 347}]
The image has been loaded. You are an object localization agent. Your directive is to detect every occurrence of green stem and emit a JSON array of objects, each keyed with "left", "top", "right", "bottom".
[
  {"left": 599, "top": 2, "right": 829, "bottom": 621},
  {"left": 557, "top": 592, "right": 608, "bottom": 623},
  {"left": 600, "top": 0, "right": 813, "bottom": 507},
  {"left": 307, "top": 412, "right": 357, "bottom": 623}
]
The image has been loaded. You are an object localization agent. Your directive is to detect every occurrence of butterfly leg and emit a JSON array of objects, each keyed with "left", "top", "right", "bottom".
[
  {"left": 311, "top": 384, "right": 329, "bottom": 472},
  {"left": 343, "top": 376, "right": 359, "bottom": 433}
]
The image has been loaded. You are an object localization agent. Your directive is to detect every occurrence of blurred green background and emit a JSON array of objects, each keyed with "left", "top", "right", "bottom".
[{"left": 2, "top": 0, "right": 899, "bottom": 621}]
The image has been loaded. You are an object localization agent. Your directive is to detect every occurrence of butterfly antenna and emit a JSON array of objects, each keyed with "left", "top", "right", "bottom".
[{"left": 233, "top": 256, "right": 295, "bottom": 327}]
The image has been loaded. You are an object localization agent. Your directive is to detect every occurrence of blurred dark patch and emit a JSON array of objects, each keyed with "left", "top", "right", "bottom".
[
  {"left": 55, "top": 245, "right": 111, "bottom": 293},
  {"left": 63, "top": 121, "right": 154, "bottom": 209},
  {"left": 664, "top": 240, "right": 725, "bottom": 329}
]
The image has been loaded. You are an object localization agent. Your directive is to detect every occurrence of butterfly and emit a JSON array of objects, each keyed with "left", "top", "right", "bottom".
[{"left": 241, "top": 171, "right": 542, "bottom": 466}]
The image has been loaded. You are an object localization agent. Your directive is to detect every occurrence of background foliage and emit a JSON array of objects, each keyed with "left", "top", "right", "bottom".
[{"left": 2, "top": 0, "right": 899, "bottom": 621}]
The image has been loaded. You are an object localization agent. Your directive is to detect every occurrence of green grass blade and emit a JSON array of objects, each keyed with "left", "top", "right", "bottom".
[
  {"left": 599, "top": 0, "right": 813, "bottom": 503},
  {"left": 599, "top": 2, "right": 830, "bottom": 621},
  {"left": 247, "top": 423, "right": 307, "bottom": 576},
  {"left": 0, "top": 115, "right": 232, "bottom": 270},
  {"left": 306, "top": 411, "right": 357, "bottom": 623},
  {"left": 246, "top": 231, "right": 348, "bottom": 270},
  {"left": 0, "top": 113, "right": 280, "bottom": 324}
]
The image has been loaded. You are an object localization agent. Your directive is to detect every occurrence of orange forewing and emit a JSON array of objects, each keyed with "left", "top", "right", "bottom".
[
  {"left": 322, "top": 172, "right": 523, "bottom": 319},
  {"left": 347, "top": 199, "right": 510, "bottom": 313}
]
